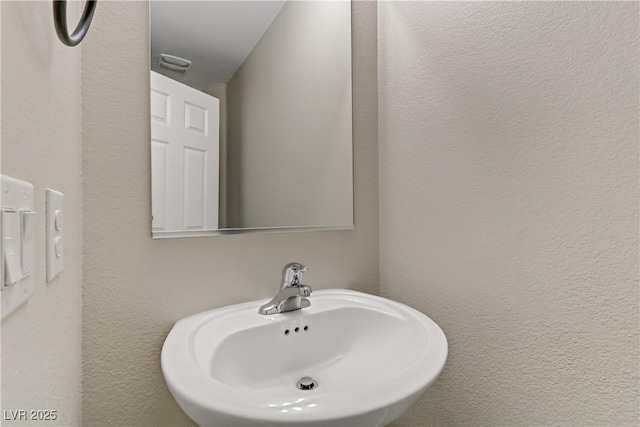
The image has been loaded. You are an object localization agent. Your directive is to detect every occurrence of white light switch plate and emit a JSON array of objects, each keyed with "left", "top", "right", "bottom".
[
  {"left": 1, "top": 175, "right": 36, "bottom": 320},
  {"left": 46, "top": 189, "right": 64, "bottom": 282}
]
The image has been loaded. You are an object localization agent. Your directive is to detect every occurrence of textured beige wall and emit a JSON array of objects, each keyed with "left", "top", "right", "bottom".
[
  {"left": 81, "top": 1, "right": 377, "bottom": 425},
  {"left": 0, "top": 1, "right": 83, "bottom": 425},
  {"left": 379, "top": 2, "right": 639, "bottom": 426},
  {"left": 226, "top": 0, "right": 353, "bottom": 228}
]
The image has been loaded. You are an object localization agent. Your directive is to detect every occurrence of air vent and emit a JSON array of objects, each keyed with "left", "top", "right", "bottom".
[{"left": 159, "top": 54, "right": 191, "bottom": 73}]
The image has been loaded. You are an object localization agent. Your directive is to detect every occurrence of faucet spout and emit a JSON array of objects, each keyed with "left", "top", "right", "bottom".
[{"left": 258, "top": 263, "right": 312, "bottom": 315}]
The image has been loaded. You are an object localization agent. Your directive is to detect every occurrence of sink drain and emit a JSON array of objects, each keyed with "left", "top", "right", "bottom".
[{"left": 296, "top": 376, "right": 318, "bottom": 390}]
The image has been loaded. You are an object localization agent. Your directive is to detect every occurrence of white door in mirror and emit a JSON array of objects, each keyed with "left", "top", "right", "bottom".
[
  {"left": 1, "top": 175, "right": 36, "bottom": 320},
  {"left": 46, "top": 189, "right": 64, "bottom": 282},
  {"left": 150, "top": 71, "right": 220, "bottom": 234}
]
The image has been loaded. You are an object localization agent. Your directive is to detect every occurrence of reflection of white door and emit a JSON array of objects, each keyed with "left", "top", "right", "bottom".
[{"left": 151, "top": 71, "right": 220, "bottom": 233}]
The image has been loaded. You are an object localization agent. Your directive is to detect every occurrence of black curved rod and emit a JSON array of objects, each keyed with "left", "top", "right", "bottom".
[{"left": 53, "top": 0, "right": 97, "bottom": 47}]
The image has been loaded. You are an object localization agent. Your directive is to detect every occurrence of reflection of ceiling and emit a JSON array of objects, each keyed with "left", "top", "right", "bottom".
[{"left": 150, "top": 1, "right": 286, "bottom": 90}]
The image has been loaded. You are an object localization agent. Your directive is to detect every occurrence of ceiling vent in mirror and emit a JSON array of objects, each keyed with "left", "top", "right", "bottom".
[{"left": 159, "top": 54, "right": 192, "bottom": 73}]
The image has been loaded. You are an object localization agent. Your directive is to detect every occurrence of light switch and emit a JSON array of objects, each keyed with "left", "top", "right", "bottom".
[
  {"left": 46, "top": 189, "right": 64, "bottom": 282},
  {"left": 1, "top": 175, "right": 35, "bottom": 321}
]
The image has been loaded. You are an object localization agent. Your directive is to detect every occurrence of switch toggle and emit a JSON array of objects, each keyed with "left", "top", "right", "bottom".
[
  {"left": 2, "top": 210, "right": 22, "bottom": 286},
  {"left": 4, "top": 252, "right": 22, "bottom": 286},
  {"left": 54, "top": 210, "right": 62, "bottom": 231},
  {"left": 21, "top": 211, "right": 35, "bottom": 277},
  {"left": 54, "top": 237, "right": 63, "bottom": 258}
]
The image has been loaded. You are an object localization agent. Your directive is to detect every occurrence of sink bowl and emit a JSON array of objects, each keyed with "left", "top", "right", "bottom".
[{"left": 161, "top": 289, "right": 447, "bottom": 427}]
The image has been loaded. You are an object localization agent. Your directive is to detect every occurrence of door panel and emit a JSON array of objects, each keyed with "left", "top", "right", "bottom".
[{"left": 150, "top": 71, "right": 220, "bottom": 232}]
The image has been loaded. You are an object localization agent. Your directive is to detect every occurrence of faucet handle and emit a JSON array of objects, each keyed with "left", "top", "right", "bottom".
[{"left": 281, "top": 262, "right": 308, "bottom": 288}]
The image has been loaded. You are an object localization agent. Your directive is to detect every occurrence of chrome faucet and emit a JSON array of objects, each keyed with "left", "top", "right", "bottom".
[{"left": 258, "top": 263, "right": 312, "bottom": 315}]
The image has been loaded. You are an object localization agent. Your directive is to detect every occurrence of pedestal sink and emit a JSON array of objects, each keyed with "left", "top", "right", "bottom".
[{"left": 161, "top": 289, "right": 447, "bottom": 427}]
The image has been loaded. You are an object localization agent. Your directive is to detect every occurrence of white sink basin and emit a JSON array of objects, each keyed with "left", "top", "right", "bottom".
[{"left": 161, "top": 289, "right": 447, "bottom": 427}]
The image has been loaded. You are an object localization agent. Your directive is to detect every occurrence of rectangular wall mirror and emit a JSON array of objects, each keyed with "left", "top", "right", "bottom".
[{"left": 149, "top": 1, "right": 354, "bottom": 238}]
